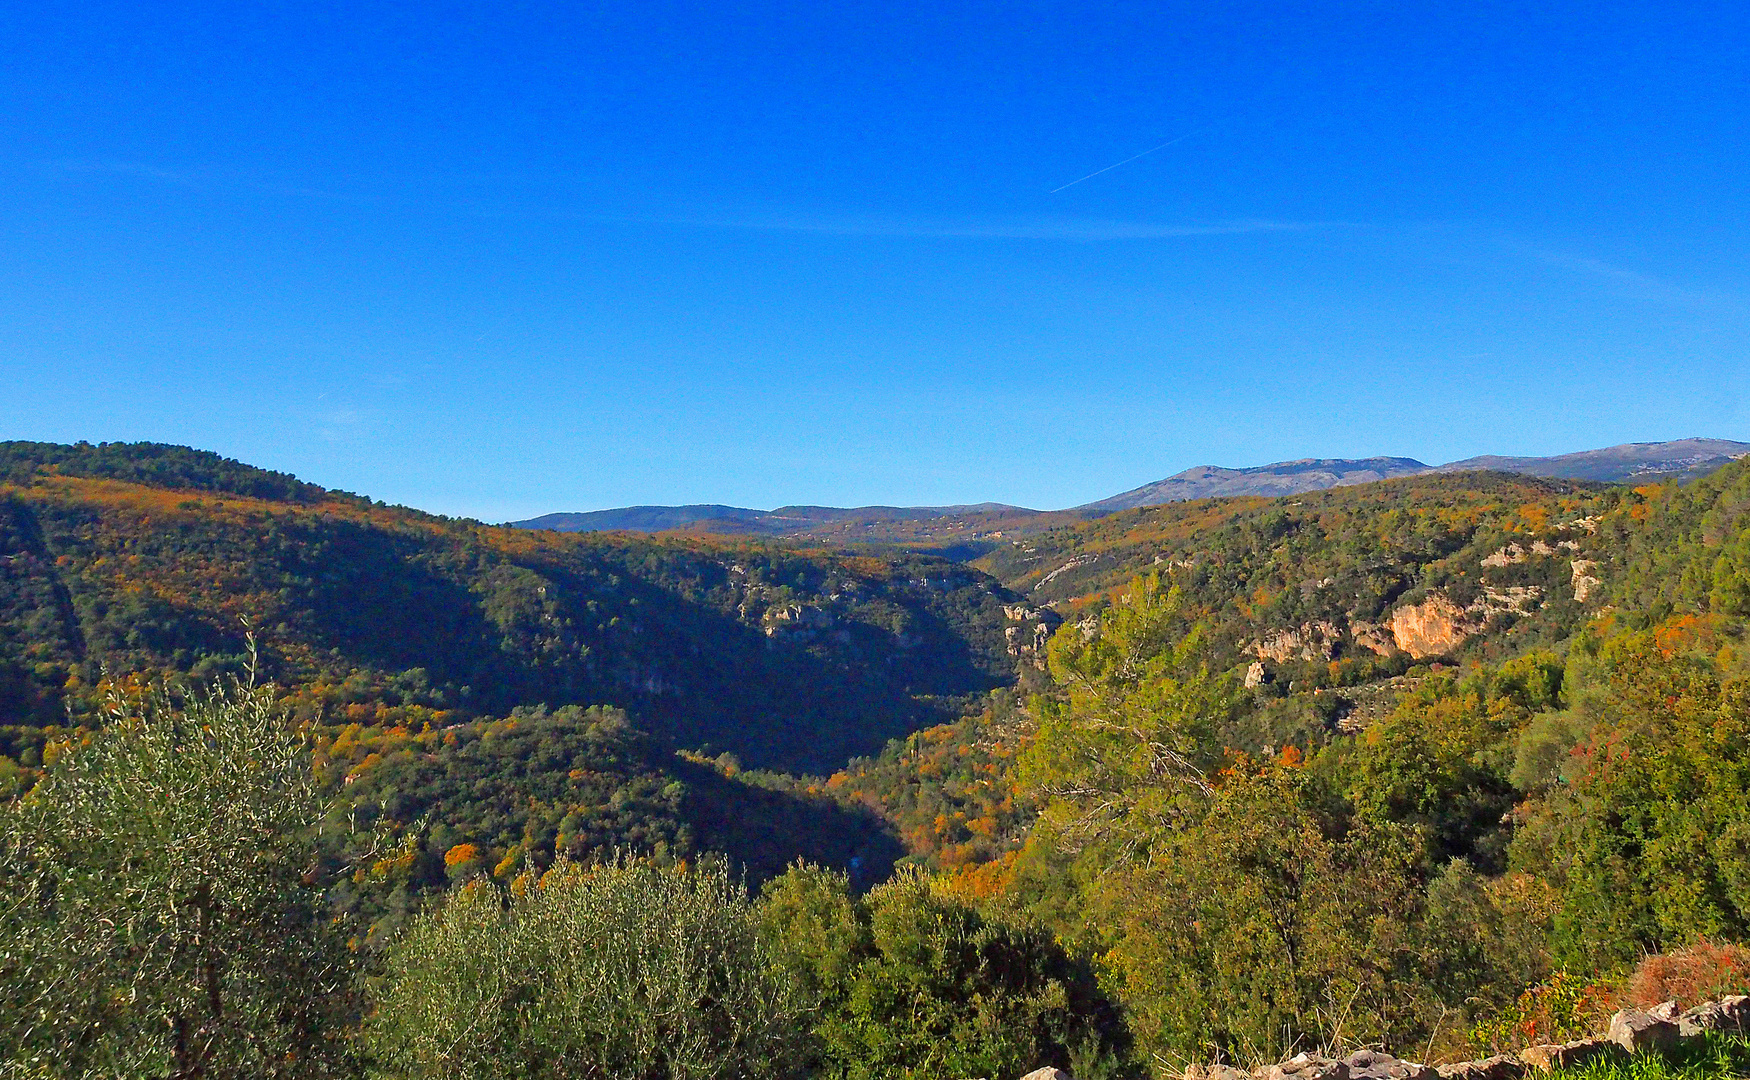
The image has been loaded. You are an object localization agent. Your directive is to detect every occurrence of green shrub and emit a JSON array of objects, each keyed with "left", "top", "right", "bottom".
[
  {"left": 0, "top": 682, "right": 359, "bottom": 1079},
  {"left": 1467, "top": 971, "right": 1618, "bottom": 1055},
  {"left": 1509, "top": 633, "right": 1750, "bottom": 966},
  {"left": 759, "top": 864, "right": 1136, "bottom": 1080},
  {"left": 367, "top": 854, "right": 807, "bottom": 1080}
]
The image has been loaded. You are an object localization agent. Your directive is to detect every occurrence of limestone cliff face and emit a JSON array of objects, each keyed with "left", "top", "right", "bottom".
[
  {"left": 1388, "top": 593, "right": 1483, "bottom": 659},
  {"left": 1350, "top": 620, "right": 1400, "bottom": 657},
  {"left": 1249, "top": 621, "right": 1341, "bottom": 663},
  {"left": 1571, "top": 559, "right": 1602, "bottom": 603}
]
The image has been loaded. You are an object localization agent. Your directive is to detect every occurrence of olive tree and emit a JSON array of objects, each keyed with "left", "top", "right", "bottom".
[
  {"left": 366, "top": 854, "right": 809, "bottom": 1080},
  {"left": 0, "top": 681, "right": 359, "bottom": 1079}
]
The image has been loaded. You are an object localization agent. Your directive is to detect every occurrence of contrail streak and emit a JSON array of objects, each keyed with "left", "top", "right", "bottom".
[{"left": 1049, "top": 133, "right": 1194, "bottom": 194}]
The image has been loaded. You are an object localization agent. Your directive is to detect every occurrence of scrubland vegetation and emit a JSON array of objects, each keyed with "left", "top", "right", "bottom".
[{"left": 4, "top": 442, "right": 1750, "bottom": 1078}]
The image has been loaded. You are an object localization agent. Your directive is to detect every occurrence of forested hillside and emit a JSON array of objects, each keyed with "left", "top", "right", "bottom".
[
  {"left": 6, "top": 441, "right": 1750, "bottom": 1080},
  {"left": 0, "top": 441, "right": 1030, "bottom": 775}
]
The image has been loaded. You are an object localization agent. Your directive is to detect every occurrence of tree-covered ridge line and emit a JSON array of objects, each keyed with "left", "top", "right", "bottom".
[
  {"left": 8, "top": 518, "right": 1750, "bottom": 1076},
  {"left": 6, "top": 449, "right": 1750, "bottom": 1077},
  {"left": 967, "top": 474, "right": 1638, "bottom": 712},
  {"left": 0, "top": 457, "right": 1027, "bottom": 776},
  {"left": 321, "top": 703, "right": 906, "bottom": 949},
  {"left": 852, "top": 461, "right": 1750, "bottom": 879},
  {"left": 0, "top": 439, "right": 339, "bottom": 504}
]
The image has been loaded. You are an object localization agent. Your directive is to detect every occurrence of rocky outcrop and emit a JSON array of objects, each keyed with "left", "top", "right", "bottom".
[
  {"left": 1250, "top": 621, "right": 1342, "bottom": 663},
  {"left": 1185, "top": 996, "right": 1748, "bottom": 1080},
  {"left": 1351, "top": 620, "right": 1400, "bottom": 657},
  {"left": 762, "top": 604, "right": 836, "bottom": 637},
  {"left": 1607, "top": 1008, "right": 1681, "bottom": 1055},
  {"left": 1019, "top": 1069, "right": 1074, "bottom": 1080},
  {"left": 1480, "top": 586, "right": 1542, "bottom": 614},
  {"left": 1389, "top": 593, "right": 1484, "bottom": 658},
  {"left": 1519, "top": 1037, "right": 1623, "bottom": 1072},
  {"left": 1262, "top": 1053, "right": 1352, "bottom": 1080},
  {"left": 1344, "top": 1050, "right": 1434, "bottom": 1080},
  {"left": 1571, "top": 560, "right": 1601, "bottom": 604},
  {"left": 1677, "top": 994, "right": 1750, "bottom": 1036},
  {"left": 1002, "top": 604, "right": 1062, "bottom": 668},
  {"left": 1481, "top": 544, "right": 1528, "bottom": 568},
  {"left": 1434, "top": 1056, "right": 1523, "bottom": 1080},
  {"left": 1185, "top": 1066, "right": 1253, "bottom": 1080}
]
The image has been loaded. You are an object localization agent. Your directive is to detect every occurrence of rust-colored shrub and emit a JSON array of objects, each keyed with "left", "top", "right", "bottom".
[{"left": 1627, "top": 941, "right": 1750, "bottom": 1009}]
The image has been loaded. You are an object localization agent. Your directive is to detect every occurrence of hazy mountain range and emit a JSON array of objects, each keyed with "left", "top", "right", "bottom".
[
  {"left": 511, "top": 438, "right": 1750, "bottom": 537},
  {"left": 514, "top": 502, "right": 1035, "bottom": 534}
]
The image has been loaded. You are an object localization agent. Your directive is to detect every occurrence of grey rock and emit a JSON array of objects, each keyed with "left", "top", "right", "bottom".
[
  {"left": 1344, "top": 1050, "right": 1434, "bottom": 1080},
  {"left": 1519, "top": 1039, "right": 1625, "bottom": 1072},
  {"left": 1434, "top": 1055, "right": 1525, "bottom": 1080},
  {"left": 1183, "top": 1066, "right": 1253, "bottom": 1080},
  {"left": 1607, "top": 1008, "right": 1682, "bottom": 1054},
  {"left": 1648, "top": 1001, "right": 1681, "bottom": 1022},
  {"left": 1678, "top": 995, "right": 1750, "bottom": 1037},
  {"left": 1264, "top": 1053, "right": 1350, "bottom": 1080},
  {"left": 1019, "top": 1069, "right": 1074, "bottom": 1080}
]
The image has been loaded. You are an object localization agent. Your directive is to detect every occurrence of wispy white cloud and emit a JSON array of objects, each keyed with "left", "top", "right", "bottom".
[
  {"left": 30, "top": 157, "right": 355, "bottom": 202},
  {"left": 39, "top": 158, "right": 194, "bottom": 184},
  {"left": 1049, "top": 131, "right": 1198, "bottom": 194},
  {"left": 1519, "top": 242, "right": 1744, "bottom": 313},
  {"left": 22, "top": 156, "right": 1323, "bottom": 242},
  {"left": 653, "top": 211, "right": 1324, "bottom": 241}
]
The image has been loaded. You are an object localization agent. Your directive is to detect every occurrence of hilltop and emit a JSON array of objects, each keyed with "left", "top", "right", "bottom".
[
  {"left": 0, "top": 440, "right": 1031, "bottom": 774},
  {"left": 9, "top": 438, "right": 1750, "bottom": 1076},
  {"left": 510, "top": 439, "right": 1749, "bottom": 550},
  {"left": 1080, "top": 456, "right": 1431, "bottom": 512},
  {"left": 1435, "top": 437, "right": 1750, "bottom": 482}
]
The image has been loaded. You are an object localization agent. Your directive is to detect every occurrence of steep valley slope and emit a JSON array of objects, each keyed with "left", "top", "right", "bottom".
[
  {"left": 0, "top": 442, "right": 1042, "bottom": 775},
  {"left": 8, "top": 439, "right": 1750, "bottom": 941}
]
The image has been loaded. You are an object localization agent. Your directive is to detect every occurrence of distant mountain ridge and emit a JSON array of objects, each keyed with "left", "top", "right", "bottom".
[
  {"left": 1433, "top": 438, "right": 1750, "bottom": 483},
  {"left": 511, "top": 438, "right": 1750, "bottom": 537},
  {"left": 1080, "top": 457, "right": 1431, "bottom": 514},
  {"left": 512, "top": 503, "right": 1043, "bottom": 536}
]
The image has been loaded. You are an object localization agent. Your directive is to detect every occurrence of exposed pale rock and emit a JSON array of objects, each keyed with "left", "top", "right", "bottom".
[
  {"left": 1351, "top": 619, "right": 1400, "bottom": 657},
  {"left": 1434, "top": 1055, "right": 1524, "bottom": 1080},
  {"left": 1519, "top": 1038, "right": 1623, "bottom": 1072},
  {"left": 1571, "top": 560, "right": 1601, "bottom": 603},
  {"left": 1183, "top": 1066, "right": 1251, "bottom": 1080},
  {"left": 1344, "top": 1049, "right": 1434, "bottom": 1080},
  {"left": 1482, "top": 544, "right": 1528, "bottom": 568},
  {"left": 1245, "top": 661, "right": 1268, "bottom": 688},
  {"left": 1020, "top": 1069, "right": 1074, "bottom": 1080},
  {"left": 1607, "top": 1008, "right": 1681, "bottom": 1054},
  {"left": 1263, "top": 1052, "right": 1349, "bottom": 1080},
  {"left": 1037, "top": 554, "right": 1101, "bottom": 589},
  {"left": 1648, "top": 1000, "right": 1680, "bottom": 1022},
  {"left": 1678, "top": 994, "right": 1750, "bottom": 1036},
  {"left": 1250, "top": 621, "right": 1342, "bottom": 662},
  {"left": 1480, "top": 585, "right": 1543, "bottom": 614},
  {"left": 1389, "top": 592, "right": 1483, "bottom": 658}
]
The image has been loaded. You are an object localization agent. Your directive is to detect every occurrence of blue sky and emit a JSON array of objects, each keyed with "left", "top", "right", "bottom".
[{"left": 2, "top": 1, "right": 1746, "bottom": 520}]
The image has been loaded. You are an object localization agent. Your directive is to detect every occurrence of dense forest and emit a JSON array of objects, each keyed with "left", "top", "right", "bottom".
[
  {"left": 3, "top": 441, "right": 1750, "bottom": 1079},
  {"left": 0, "top": 441, "right": 1032, "bottom": 774}
]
